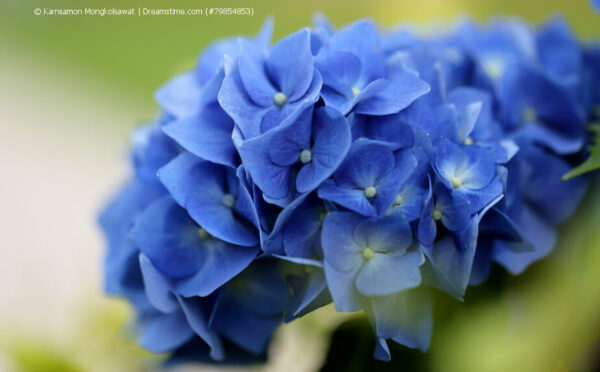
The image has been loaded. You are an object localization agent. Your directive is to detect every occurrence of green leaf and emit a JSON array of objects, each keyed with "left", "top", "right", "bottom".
[{"left": 562, "top": 124, "right": 600, "bottom": 181}]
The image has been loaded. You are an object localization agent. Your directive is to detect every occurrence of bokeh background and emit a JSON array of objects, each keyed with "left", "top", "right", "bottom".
[{"left": 0, "top": 0, "right": 599, "bottom": 371}]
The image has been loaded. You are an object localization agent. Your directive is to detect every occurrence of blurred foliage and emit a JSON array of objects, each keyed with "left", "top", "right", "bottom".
[
  {"left": 0, "top": 298, "right": 162, "bottom": 372},
  {"left": 563, "top": 124, "right": 600, "bottom": 180}
]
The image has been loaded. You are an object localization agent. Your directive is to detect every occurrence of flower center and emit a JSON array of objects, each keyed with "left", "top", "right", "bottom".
[
  {"left": 521, "top": 106, "right": 537, "bottom": 123},
  {"left": 352, "top": 86, "right": 360, "bottom": 97},
  {"left": 433, "top": 208, "right": 443, "bottom": 221},
  {"left": 364, "top": 186, "right": 377, "bottom": 198},
  {"left": 464, "top": 137, "right": 474, "bottom": 145},
  {"left": 197, "top": 228, "right": 210, "bottom": 240},
  {"left": 482, "top": 58, "right": 504, "bottom": 80},
  {"left": 362, "top": 247, "right": 375, "bottom": 260},
  {"left": 299, "top": 149, "right": 312, "bottom": 164},
  {"left": 394, "top": 195, "right": 404, "bottom": 206},
  {"left": 221, "top": 193, "right": 235, "bottom": 208},
  {"left": 450, "top": 176, "right": 462, "bottom": 189},
  {"left": 273, "top": 92, "right": 287, "bottom": 107}
]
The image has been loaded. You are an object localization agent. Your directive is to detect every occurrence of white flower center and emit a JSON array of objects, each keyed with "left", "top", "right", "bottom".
[
  {"left": 450, "top": 176, "right": 462, "bottom": 189},
  {"left": 221, "top": 194, "right": 235, "bottom": 208},
  {"left": 482, "top": 58, "right": 504, "bottom": 80},
  {"left": 197, "top": 228, "right": 209, "bottom": 240},
  {"left": 521, "top": 106, "right": 537, "bottom": 123},
  {"left": 273, "top": 92, "right": 287, "bottom": 107},
  {"left": 433, "top": 208, "right": 443, "bottom": 221},
  {"left": 362, "top": 247, "right": 375, "bottom": 260},
  {"left": 299, "top": 149, "right": 312, "bottom": 164},
  {"left": 364, "top": 186, "right": 377, "bottom": 198}
]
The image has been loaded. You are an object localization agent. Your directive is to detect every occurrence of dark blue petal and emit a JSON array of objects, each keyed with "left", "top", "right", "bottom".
[
  {"left": 421, "top": 219, "right": 478, "bottom": 297},
  {"left": 287, "top": 269, "right": 330, "bottom": 319},
  {"left": 493, "top": 206, "right": 556, "bottom": 274},
  {"left": 177, "top": 296, "right": 224, "bottom": 361}
]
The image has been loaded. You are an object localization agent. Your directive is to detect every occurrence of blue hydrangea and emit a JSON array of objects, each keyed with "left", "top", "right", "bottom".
[{"left": 99, "top": 15, "right": 597, "bottom": 364}]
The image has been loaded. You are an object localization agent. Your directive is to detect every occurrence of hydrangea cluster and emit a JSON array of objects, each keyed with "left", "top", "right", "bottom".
[{"left": 99, "top": 16, "right": 599, "bottom": 362}]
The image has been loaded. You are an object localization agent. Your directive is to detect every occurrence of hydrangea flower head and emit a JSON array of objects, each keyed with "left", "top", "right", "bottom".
[{"left": 99, "top": 15, "right": 596, "bottom": 364}]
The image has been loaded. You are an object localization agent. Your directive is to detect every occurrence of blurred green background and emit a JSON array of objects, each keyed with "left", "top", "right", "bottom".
[{"left": 0, "top": 0, "right": 598, "bottom": 371}]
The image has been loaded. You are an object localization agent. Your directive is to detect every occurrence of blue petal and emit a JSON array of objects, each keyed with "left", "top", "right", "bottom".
[
  {"left": 177, "top": 296, "right": 224, "bottom": 361},
  {"left": 318, "top": 181, "right": 377, "bottom": 217},
  {"left": 282, "top": 206, "right": 324, "bottom": 259},
  {"left": 354, "top": 72, "right": 431, "bottom": 116},
  {"left": 159, "top": 153, "right": 258, "bottom": 246},
  {"left": 131, "top": 196, "right": 206, "bottom": 279},
  {"left": 163, "top": 105, "right": 237, "bottom": 168},
  {"left": 493, "top": 206, "right": 556, "bottom": 274},
  {"left": 434, "top": 140, "right": 496, "bottom": 191},
  {"left": 353, "top": 214, "right": 413, "bottom": 253},
  {"left": 321, "top": 212, "right": 365, "bottom": 272},
  {"left": 268, "top": 105, "right": 313, "bottom": 166},
  {"left": 371, "top": 289, "right": 432, "bottom": 352},
  {"left": 267, "top": 29, "right": 315, "bottom": 101},
  {"left": 515, "top": 123, "right": 583, "bottom": 155},
  {"left": 417, "top": 181, "right": 437, "bottom": 246},
  {"left": 333, "top": 139, "right": 396, "bottom": 188},
  {"left": 323, "top": 260, "right": 363, "bottom": 312},
  {"left": 287, "top": 269, "right": 329, "bottom": 319},
  {"left": 155, "top": 71, "right": 202, "bottom": 118},
  {"left": 238, "top": 40, "right": 277, "bottom": 107},
  {"left": 355, "top": 249, "right": 422, "bottom": 296},
  {"left": 421, "top": 219, "right": 478, "bottom": 297},
  {"left": 297, "top": 107, "right": 352, "bottom": 193},
  {"left": 175, "top": 240, "right": 258, "bottom": 297},
  {"left": 315, "top": 50, "right": 361, "bottom": 96},
  {"left": 139, "top": 254, "right": 178, "bottom": 313},
  {"left": 218, "top": 62, "right": 270, "bottom": 140},
  {"left": 386, "top": 187, "right": 427, "bottom": 222},
  {"left": 373, "top": 338, "right": 391, "bottom": 361},
  {"left": 140, "top": 310, "right": 194, "bottom": 353},
  {"left": 434, "top": 184, "right": 472, "bottom": 232},
  {"left": 360, "top": 114, "right": 414, "bottom": 150},
  {"left": 446, "top": 87, "right": 492, "bottom": 142},
  {"left": 328, "top": 20, "right": 385, "bottom": 83}
]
